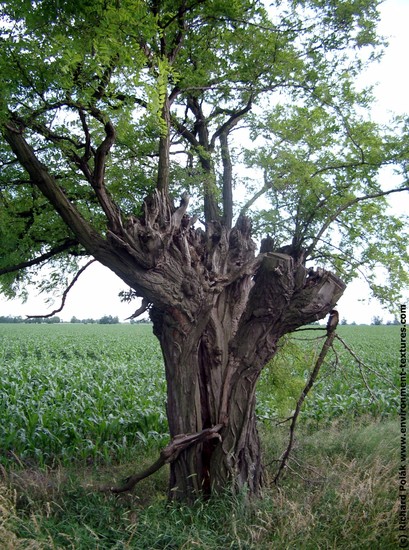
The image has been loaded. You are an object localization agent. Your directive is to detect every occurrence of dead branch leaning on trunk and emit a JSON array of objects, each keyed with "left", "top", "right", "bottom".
[{"left": 274, "top": 310, "right": 339, "bottom": 485}]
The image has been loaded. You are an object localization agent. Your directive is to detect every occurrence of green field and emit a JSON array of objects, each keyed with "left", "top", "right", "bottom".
[
  {"left": 0, "top": 323, "right": 168, "bottom": 466},
  {"left": 0, "top": 323, "right": 402, "bottom": 548},
  {"left": 0, "top": 323, "right": 399, "bottom": 467}
]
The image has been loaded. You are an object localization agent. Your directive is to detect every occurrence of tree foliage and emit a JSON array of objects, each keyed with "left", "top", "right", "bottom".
[{"left": 0, "top": 0, "right": 407, "bottom": 305}]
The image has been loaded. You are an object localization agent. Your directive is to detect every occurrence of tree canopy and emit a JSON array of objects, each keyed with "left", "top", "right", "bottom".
[{"left": 0, "top": 0, "right": 407, "bottom": 307}]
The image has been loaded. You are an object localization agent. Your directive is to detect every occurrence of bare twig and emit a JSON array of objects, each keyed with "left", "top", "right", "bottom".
[
  {"left": 0, "top": 239, "right": 79, "bottom": 275},
  {"left": 293, "top": 327, "right": 327, "bottom": 332},
  {"left": 292, "top": 334, "right": 327, "bottom": 342},
  {"left": 282, "top": 461, "right": 325, "bottom": 485},
  {"left": 27, "top": 259, "right": 96, "bottom": 318}
]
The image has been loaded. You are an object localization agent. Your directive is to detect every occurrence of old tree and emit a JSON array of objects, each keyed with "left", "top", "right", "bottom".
[{"left": 0, "top": 0, "right": 408, "bottom": 500}]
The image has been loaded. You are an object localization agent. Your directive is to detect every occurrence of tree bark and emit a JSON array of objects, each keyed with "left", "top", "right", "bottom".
[{"left": 147, "top": 224, "right": 345, "bottom": 501}]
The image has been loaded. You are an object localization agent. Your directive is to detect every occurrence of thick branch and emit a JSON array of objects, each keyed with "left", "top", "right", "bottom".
[
  {"left": 2, "top": 123, "right": 108, "bottom": 255},
  {"left": 111, "top": 424, "right": 223, "bottom": 493},
  {"left": 220, "top": 132, "right": 233, "bottom": 229},
  {"left": 210, "top": 95, "right": 253, "bottom": 148},
  {"left": 126, "top": 297, "right": 150, "bottom": 320},
  {"left": 92, "top": 120, "right": 123, "bottom": 231},
  {"left": 230, "top": 254, "right": 345, "bottom": 376},
  {"left": 0, "top": 239, "right": 79, "bottom": 275},
  {"left": 186, "top": 97, "right": 220, "bottom": 222}
]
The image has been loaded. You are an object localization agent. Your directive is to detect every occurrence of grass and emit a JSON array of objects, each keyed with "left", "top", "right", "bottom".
[
  {"left": 0, "top": 323, "right": 402, "bottom": 548},
  {"left": 0, "top": 418, "right": 399, "bottom": 549}
]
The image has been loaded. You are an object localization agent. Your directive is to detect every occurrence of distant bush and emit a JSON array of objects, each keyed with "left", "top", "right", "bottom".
[
  {"left": 70, "top": 317, "right": 97, "bottom": 324},
  {"left": 98, "top": 315, "right": 119, "bottom": 324}
]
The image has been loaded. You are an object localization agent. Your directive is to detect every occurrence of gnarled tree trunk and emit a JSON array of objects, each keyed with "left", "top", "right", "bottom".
[
  {"left": 2, "top": 120, "right": 346, "bottom": 500},
  {"left": 134, "top": 193, "right": 346, "bottom": 501}
]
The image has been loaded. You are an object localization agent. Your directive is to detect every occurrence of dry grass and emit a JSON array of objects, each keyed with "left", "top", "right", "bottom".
[
  {"left": 0, "top": 418, "right": 399, "bottom": 549},
  {"left": 0, "top": 482, "right": 45, "bottom": 549}
]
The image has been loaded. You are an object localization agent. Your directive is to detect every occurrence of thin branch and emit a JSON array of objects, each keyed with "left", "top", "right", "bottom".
[
  {"left": 278, "top": 460, "right": 325, "bottom": 485},
  {"left": 240, "top": 183, "right": 269, "bottom": 215},
  {"left": 78, "top": 109, "right": 93, "bottom": 165},
  {"left": 171, "top": 115, "right": 200, "bottom": 148},
  {"left": 274, "top": 310, "right": 339, "bottom": 485},
  {"left": 240, "top": 162, "right": 287, "bottom": 215},
  {"left": 292, "top": 326, "right": 326, "bottom": 333},
  {"left": 27, "top": 259, "right": 96, "bottom": 319},
  {"left": 29, "top": 120, "right": 85, "bottom": 150},
  {"left": 306, "top": 186, "right": 409, "bottom": 257},
  {"left": 161, "top": 0, "right": 207, "bottom": 31}
]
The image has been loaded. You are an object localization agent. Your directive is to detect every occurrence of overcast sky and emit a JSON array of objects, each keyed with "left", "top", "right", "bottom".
[{"left": 0, "top": 0, "right": 408, "bottom": 324}]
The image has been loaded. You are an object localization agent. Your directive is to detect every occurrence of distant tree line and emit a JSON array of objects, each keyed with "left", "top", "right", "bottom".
[
  {"left": 371, "top": 315, "right": 401, "bottom": 326},
  {"left": 0, "top": 314, "right": 150, "bottom": 324},
  {"left": 339, "top": 316, "right": 400, "bottom": 326},
  {"left": 0, "top": 314, "right": 398, "bottom": 326},
  {"left": 0, "top": 315, "right": 61, "bottom": 323},
  {"left": 71, "top": 315, "right": 119, "bottom": 324},
  {"left": 70, "top": 315, "right": 150, "bottom": 324}
]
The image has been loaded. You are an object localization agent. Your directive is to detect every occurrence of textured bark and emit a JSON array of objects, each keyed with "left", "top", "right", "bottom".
[{"left": 142, "top": 207, "right": 345, "bottom": 500}]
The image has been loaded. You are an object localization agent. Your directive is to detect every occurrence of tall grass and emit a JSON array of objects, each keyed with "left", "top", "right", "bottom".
[{"left": 0, "top": 419, "right": 399, "bottom": 549}]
